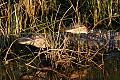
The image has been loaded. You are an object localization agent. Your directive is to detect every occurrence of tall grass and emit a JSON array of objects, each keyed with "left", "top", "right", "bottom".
[
  {"left": 0, "top": 0, "right": 120, "bottom": 79},
  {"left": 0, "top": 0, "right": 119, "bottom": 35}
]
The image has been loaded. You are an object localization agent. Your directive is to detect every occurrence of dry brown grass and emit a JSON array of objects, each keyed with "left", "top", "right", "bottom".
[{"left": 0, "top": 0, "right": 120, "bottom": 80}]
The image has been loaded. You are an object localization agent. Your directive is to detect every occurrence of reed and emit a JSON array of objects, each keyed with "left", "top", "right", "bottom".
[{"left": 0, "top": 0, "right": 120, "bottom": 80}]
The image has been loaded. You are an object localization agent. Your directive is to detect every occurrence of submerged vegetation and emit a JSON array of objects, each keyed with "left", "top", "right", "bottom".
[{"left": 0, "top": 0, "right": 120, "bottom": 80}]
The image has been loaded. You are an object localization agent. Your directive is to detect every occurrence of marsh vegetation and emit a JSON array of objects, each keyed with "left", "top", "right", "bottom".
[{"left": 0, "top": 0, "right": 120, "bottom": 80}]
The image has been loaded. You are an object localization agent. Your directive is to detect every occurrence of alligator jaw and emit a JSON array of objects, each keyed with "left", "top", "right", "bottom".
[
  {"left": 18, "top": 33, "right": 51, "bottom": 48},
  {"left": 18, "top": 38, "right": 31, "bottom": 45}
]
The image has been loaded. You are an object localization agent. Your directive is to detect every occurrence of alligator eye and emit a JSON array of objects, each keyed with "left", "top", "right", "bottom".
[{"left": 35, "top": 36, "right": 39, "bottom": 38}]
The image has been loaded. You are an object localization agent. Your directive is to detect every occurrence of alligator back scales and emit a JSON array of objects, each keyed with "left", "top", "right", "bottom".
[{"left": 69, "top": 29, "right": 120, "bottom": 50}]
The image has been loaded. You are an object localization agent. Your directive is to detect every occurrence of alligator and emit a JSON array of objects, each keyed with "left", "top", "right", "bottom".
[
  {"left": 18, "top": 33, "right": 51, "bottom": 48},
  {"left": 18, "top": 23, "right": 120, "bottom": 51}
]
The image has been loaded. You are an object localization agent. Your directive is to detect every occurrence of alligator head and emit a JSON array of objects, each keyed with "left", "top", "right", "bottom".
[
  {"left": 65, "top": 23, "right": 88, "bottom": 34},
  {"left": 18, "top": 33, "right": 51, "bottom": 48}
]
